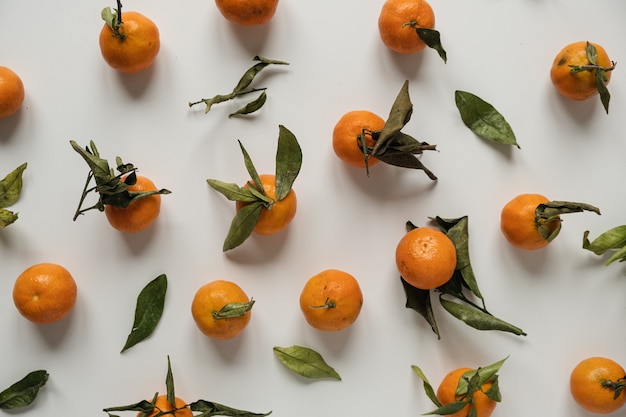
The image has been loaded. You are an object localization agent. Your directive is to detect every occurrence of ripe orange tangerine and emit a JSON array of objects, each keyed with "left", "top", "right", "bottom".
[
  {"left": 436, "top": 367, "right": 497, "bottom": 417},
  {"left": 13, "top": 263, "right": 77, "bottom": 324},
  {"left": 570, "top": 357, "right": 626, "bottom": 414},
  {"left": 332, "top": 110, "right": 385, "bottom": 168},
  {"left": 104, "top": 175, "right": 163, "bottom": 233},
  {"left": 0, "top": 66, "right": 25, "bottom": 119},
  {"left": 99, "top": 11, "right": 160, "bottom": 74},
  {"left": 378, "top": 0, "right": 435, "bottom": 55},
  {"left": 395, "top": 227, "right": 457, "bottom": 290},
  {"left": 500, "top": 193, "right": 560, "bottom": 250},
  {"left": 299, "top": 269, "right": 363, "bottom": 332},
  {"left": 235, "top": 174, "right": 297, "bottom": 235},
  {"left": 214, "top": 0, "right": 279, "bottom": 26}
]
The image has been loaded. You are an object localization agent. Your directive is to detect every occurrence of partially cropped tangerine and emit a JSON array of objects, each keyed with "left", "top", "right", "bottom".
[
  {"left": 395, "top": 227, "right": 457, "bottom": 290},
  {"left": 99, "top": 11, "right": 160, "bottom": 74},
  {"left": 104, "top": 175, "right": 163, "bottom": 233},
  {"left": 0, "top": 66, "right": 25, "bottom": 119},
  {"left": 332, "top": 110, "right": 385, "bottom": 168},
  {"left": 214, "top": 0, "right": 279, "bottom": 26},
  {"left": 235, "top": 174, "right": 297, "bottom": 235},
  {"left": 378, "top": 0, "right": 435, "bottom": 55}
]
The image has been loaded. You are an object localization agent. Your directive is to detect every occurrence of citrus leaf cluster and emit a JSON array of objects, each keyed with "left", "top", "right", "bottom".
[
  {"left": 0, "top": 162, "right": 27, "bottom": 228},
  {"left": 70, "top": 140, "right": 171, "bottom": 221},
  {"left": 412, "top": 357, "right": 507, "bottom": 416},
  {"left": 569, "top": 41, "right": 617, "bottom": 114},
  {"left": 103, "top": 357, "right": 271, "bottom": 417},
  {"left": 0, "top": 370, "right": 49, "bottom": 409},
  {"left": 189, "top": 56, "right": 289, "bottom": 117},
  {"left": 273, "top": 345, "right": 341, "bottom": 380},
  {"left": 362, "top": 80, "right": 438, "bottom": 179},
  {"left": 535, "top": 200, "right": 600, "bottom": 242},
  {"left": 207, "top": 125, "right": 302, "bottom": 251},
  {"left": 402, "top": 216, "right": 526, "bottom": 338},
  {"left": 583, "top": 225, "right": 626, "bottom": 266}
]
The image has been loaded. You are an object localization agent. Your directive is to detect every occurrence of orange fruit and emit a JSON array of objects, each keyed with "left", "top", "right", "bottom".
[
  {"left": 191, "top": 280, "right": 253, "bottom": 340},
  {"left": 214, "top": 0, "right": 279, "bottom": 26},
  {"left": 395, "top": 227, "right": 457, "bottom": 290},
  {"left": 235, "top": 174, "right": 297, "bottom": 235},
  {"left": 12, "top": 263, "right": 77, "bottom": 324},
  {"left": 332, "top": 110, "right": 385, "bottom": 168},
  {"left": 99, "top": 11, "right": 160, "bottom": 74},
  {"left": 299, "top": 269, "right": 363, "bottom": 332},
  {"left": 104, "top": 175, "right": 163, "bottom": 233},
  {"left": 142, "top": 395, "right": 192, "bottom": 417},
  {"left": 550, "top": 41, "right": 613, "bottom": 101},
  {"left": 378, "top": 0, "right": 435, "bottom": 55},
  {"left": 0, "top": 66, "right": 25, "bottom": 119},
  {"left": 500, "top": 193, "right": 560, "bottom": 251},
  {"left": 570, "top": 357, "right": 626, "bottom": 414},
  {"left": 436, "top": 367, "right": 497, "bottom": 417}
]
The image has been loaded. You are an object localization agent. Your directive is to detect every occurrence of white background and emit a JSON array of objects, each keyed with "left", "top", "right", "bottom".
[{"left": 1, "top": 0, "right": 626, "bottom": 416}]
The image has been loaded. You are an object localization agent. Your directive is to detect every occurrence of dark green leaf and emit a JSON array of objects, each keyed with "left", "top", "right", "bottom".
[
  {"left": 401, "top": 277, "right": 439, "bottom": 338},
  {"left": 0, "top": 370, "right": 49, "bottom": 409},
  {"left": 121, "top": 274, "right": 168, "bottom": 352},
  {"left": 232, "top": 56, "right": 289, "bottom": 94},
  {"left": 456, "top": 357, "right": 508, "bottom": 396},
  {"left": 484, "top": 377, "right": 502, "bottom": 402},
  {"left": 229, "top": 91, "right": 267, "bottom": 117},
  {"left": 415, "top": 27, "right": 447, "bottom": 63},
  {"left": 103, "top": 399, "right": 156, "bottom": 414},
  {"left": 238, "top": 140, "right": 264, "bottom": 197},
  {"left": 165, "top": 356, "right": 175, "bottom": 408},
  {"left": 274, "top": 125, "right": 302, "bottom": 201},
  {"left": 596, "top": 69, "right": 611, "bottom": 114},
  {"left": 411, "top": 365, "right": 442, "bottom": 407},
  {"left": 190, "top": 399, "right": 272, "bottom": 417},
  {"left": 371, "top": 80, "right": 413, "bottom": 157},
  {"left": 440, "top": 297, "right": 526, "bottom": 336},
  {"left": 70, "top": 140, "right": 114, "bottom": 184},
  {"left": 213, "top": 300, "right": 255, "bottom": 320},
  {"left": 454, "top": 90, "right": 519, "bottom": 148},
  {"left": 0, "top": 209, "right": 18, "bottom": 228},
  {"left": 424, "top": 401, "right": 468, "bottom": 416},
  {"left": 536, "top": 201, "right": 600, "bottom": 241},
  {"left": 273, "top": 345, "right": 341, "bottom": 380},
  {"left": 222, "top": 201, "right": 263, "bottom": 251},
  {"left": 0, "top": 162, "right": 27, "bottom": 208},
  {"left": 207, "top": 179, "right": 259, "bottom": 203},
  {"left": 586, "top": 41, "right": 598, "bottom": 65}
]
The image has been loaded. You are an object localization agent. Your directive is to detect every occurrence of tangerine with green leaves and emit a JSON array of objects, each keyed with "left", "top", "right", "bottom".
[
  {"left": 395, "top": 226, "right": 456, "bottom": 290},
  {"left": 550, "top": 41, "right": 615, "bottom": 105},
  {"left": 570, "top": 357, "right": 626, "bottom": 414},
  {"left": 214, "top": 0, "right": 279, "bottom": 26},
  {"left": 142, "top": 395, "right": 192, "bottom": 417},
  {"left": 13, "top": 263, "right": 77, "bottom": 324},
  {"left": 104, "top": 175, "right": 163, "bottom": 233},
  {"left": 235, "top": 174, "right": 297, "bottom": 235},
  {"left": 99, "top": 1, "right": 160, "bottom": 74},
  {"left": 0, "top": 66, "right": 25, "bottom": 119},
  {"left": 299, "top": 269, "right": 363, "bottom": 332},
  {"left": 191, "top": 280, "right": 254, "bottom": 340},
  {"left": 436, "top": 367, "right": 497, "bottom": 417},
  {"left": 332, "top": 110, "right": 385, "bottom": 168}
]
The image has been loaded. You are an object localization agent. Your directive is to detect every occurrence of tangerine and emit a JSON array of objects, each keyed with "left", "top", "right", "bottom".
[
  {"left": 550, "top": 41, "right": 614, "bottom": 102},
  {"left": 395, "top": 227, "right": 456, "bottom": 290},
  {"left": 500, "top": 193, "right": 560, "bottom": 250},
  {"left": 214, "top": 0, "right": 279, "bottom": 26},
  {"left": 142, "top": 395, "right": 192, "bottom": 417},
  {"left": 570, "top": 357, "right": 626, "bottom": 414},
  {"left": 104, "top": 175, "right": 163, "bottom": 233},
  {"left": 235, "top": 174, "right": 296, "bottom": 235},
  {"left": 99, "top": 11, "right": 160, "bottom": 74},
  {"left": 332, "top": 110, "right": 385, "bottom": 168},
  {"left": 299, "top": 269, "right": 363, "bottom": 332},
  {"left": 191, "top": 280, "right": 253, "bottom": 340},
  {"left": 436, "top": 367, "right": 497, "bottom": 417},
  {"left": 378, "top": 0, "right": 435, "bottom": 55},
  {"left": 0, "top": 66, "right": 25, "bottom": 119},
  {"left": 12, "top": 263, "right": 77, "bottom": 324}
]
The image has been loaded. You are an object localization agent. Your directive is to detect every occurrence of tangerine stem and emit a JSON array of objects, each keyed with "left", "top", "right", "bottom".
[
  {"left": 309, "top": 298, "right": 336, "bottom": 309},
  {"left": 116, "top": 0, "right": 123, "bottom": 25}
]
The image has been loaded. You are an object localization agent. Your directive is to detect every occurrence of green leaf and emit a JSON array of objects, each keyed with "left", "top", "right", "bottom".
[
  {"left": 222, "top": 201, "right": 263, "bottom": 251},
  {"left": 273, "top": 345, "right": 341, "bottom": 380},
  {"left": 596, "top": 69, "right": 611, "bottom": 114},
  {"left": 371, "top": 80, "right": 413, "bottom": 157},
  {"left": 101, "top": 6, "right": 120, "bottom": 30},
  {"left": 0, "top": 370, "right": 49, "bottom": 409},
  {"left": 274, "top": 125, "right": 302, "bottom": 201},
  {"left": 229, "top": 91, "right": 267, "bottom": 117},
  {"left": 0, "top": 162, "right": 27, "bottom": 209},
  {"left": 0, "top": 209, "right": 18, "bottom": 228},
  {"left": 213, "top": 300, "right": 255, "bottom": 320},
  {"left": 165, "top": 356, "right": 175, "bottom": 408},
  {"left": 586, "top": 41, "right": 598, "bottom": 65},
  {"left": 411, "top": 365, "right": 442, "bottom": 407},
  {"left": 238, "top": 140, "right": 265, "bottom": 197},
  {"left": 536, "top": 201, "right": 600, "bottom": 241},
  {"left": 424, "top": 401, "right": 468, "bottom": 416},
  {"left": 456, "top": 357, "right": 508, "bottom": 396},
  {"left": 401, "top": 277, "right": 440, "bottom": 338},
  {"left": 233, "top": 56, "right": 289, "bottom": 94},
  {"left": 583, "top": 226, "right": 626, "bottom": 265},
  {"left": 206, "top": 179, "right": 259, "bottom": 203},
  {"left": 440, "top": 297, "right": 526, "bottom": 336},
  {"left": 454, "top": 90, "right": 519, "bottom": 148},
  {"left": 121, "top": 274, "right": 168, "bottom": 353},
  {"left": 103, "top": 399, "right": 156, "bottom": 414},
  {"left": 415, "top": 27, "right": 447, "bottom": 63},
  {"left": 190, "top": 399, "right": 272, "bottom": 417}
]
